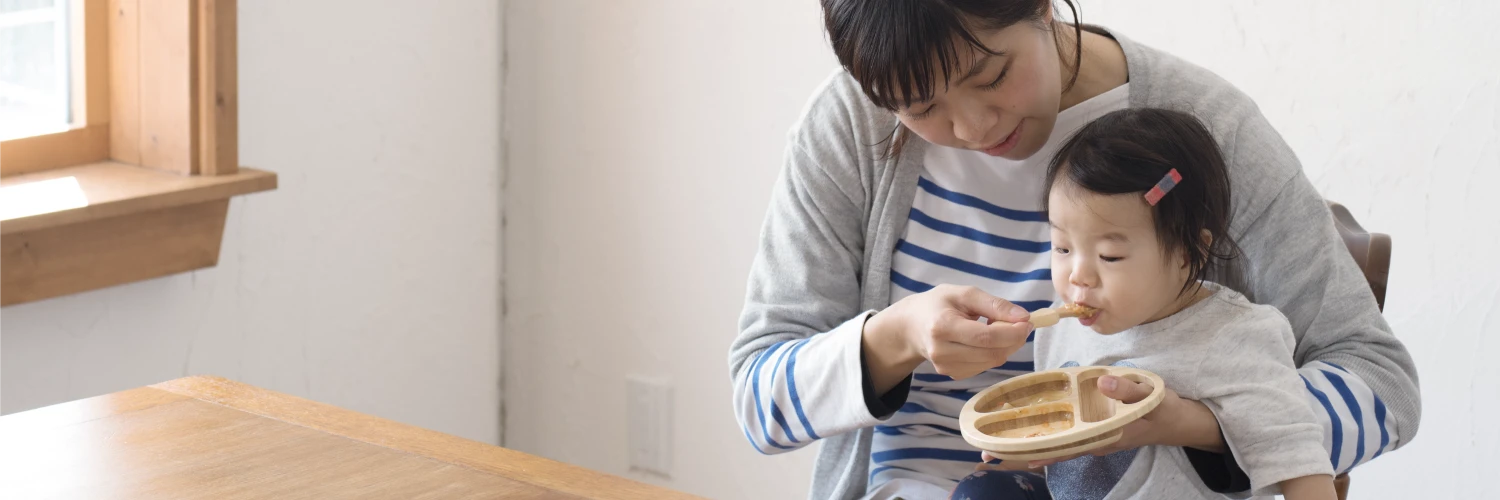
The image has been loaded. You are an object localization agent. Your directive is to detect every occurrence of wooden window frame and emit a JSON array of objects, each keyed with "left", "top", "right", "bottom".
[
  {"left": 0, "top": 0, "right": 276, "bottom": 306},
  {"left": 0, "top": 0, "right": 111, "bottom": 175}
]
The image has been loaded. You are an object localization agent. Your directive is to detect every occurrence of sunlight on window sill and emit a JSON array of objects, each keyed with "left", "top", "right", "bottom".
[
  {"left": 0, "top": 175, "right": 88, "bottom": 220},
  {"left": 0, "top": 123, "right": 72, "bottom": 142}
]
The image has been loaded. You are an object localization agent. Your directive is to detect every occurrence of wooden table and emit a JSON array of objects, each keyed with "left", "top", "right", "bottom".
[{"left": 0, "top": 376, "right": 701, "bottom": 499}]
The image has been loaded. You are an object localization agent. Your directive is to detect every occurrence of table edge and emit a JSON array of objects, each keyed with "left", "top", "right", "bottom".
[{"left": 151, "top": 375, "right": 701, "bottom": 500}]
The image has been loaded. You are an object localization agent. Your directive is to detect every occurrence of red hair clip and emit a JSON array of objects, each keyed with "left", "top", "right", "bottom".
[{"left": 1144, "top": 169, "right": 1182, "bottom": 206}]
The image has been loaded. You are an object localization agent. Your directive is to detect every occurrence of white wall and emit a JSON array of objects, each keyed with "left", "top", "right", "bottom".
[
  {"left": 505, "top": 1, "right": 1496, "bottom": 499},
  {"left": 502, "top": 1, "right": 834, "bottom": 498},
  {"left": 0, "top": 0, "right": 504, "bottom": 445}
]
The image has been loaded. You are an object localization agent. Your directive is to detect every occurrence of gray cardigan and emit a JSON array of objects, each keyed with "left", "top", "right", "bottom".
[{"left": 729, "top": 29, "right": 1419, "bottom": 500}]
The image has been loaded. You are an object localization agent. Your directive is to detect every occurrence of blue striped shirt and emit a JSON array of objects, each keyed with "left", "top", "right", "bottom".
[{"left": 868, "top": 87, "right": 1130, "bottom": 492}]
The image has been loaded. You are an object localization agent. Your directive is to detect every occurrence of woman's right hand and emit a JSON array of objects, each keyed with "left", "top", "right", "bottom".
[{"left": 862, "top": 285, "right": 1036, "bottom": 394}]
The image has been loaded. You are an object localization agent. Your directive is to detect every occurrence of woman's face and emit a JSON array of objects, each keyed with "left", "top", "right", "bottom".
[{"left": 894, "top": 21, "right": 1064, "bottom": 161}]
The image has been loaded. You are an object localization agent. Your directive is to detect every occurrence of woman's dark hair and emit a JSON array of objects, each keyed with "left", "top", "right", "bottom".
[
  {"left": 821, "top": 0, "right": 1082, "bottom": 156},
  {"left": 1042, "top": 108, "right": 1239, "bottom": 296}
]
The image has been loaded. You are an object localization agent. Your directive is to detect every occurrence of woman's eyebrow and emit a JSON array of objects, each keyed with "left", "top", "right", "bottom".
[
  {"left": 955, "top": 52, "right": 1009, "bottom": 85},
  {"left": 956, "top": 56, "right": 991, "bottom": 84}
]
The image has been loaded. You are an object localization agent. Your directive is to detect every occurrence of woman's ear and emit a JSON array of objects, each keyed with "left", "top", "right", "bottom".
[{"left": 1200, "top": 229, "right": 1213, "bottom": 249}]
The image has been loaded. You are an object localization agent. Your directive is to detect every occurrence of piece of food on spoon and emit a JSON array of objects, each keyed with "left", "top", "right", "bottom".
[
  {"left": 1057, "top": 303, "right": 1098, "bottom": 319},
  {"left": 1028, "top": 304, "right": 1099, "bottom": 327}
]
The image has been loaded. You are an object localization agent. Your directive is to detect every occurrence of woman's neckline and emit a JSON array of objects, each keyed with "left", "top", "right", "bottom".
[{"left": 1059, "top": 26, "right": 1130, "bottom": 112}]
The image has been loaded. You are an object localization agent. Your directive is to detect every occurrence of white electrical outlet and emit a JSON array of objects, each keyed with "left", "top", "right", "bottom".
[{"left": 626, "top": 376, "right": 673, "bottom": 477}]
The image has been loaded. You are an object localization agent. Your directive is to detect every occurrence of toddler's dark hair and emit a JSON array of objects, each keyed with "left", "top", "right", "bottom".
[{"left": 1042, "top": 108, "right": 1239, "bottom": 296}]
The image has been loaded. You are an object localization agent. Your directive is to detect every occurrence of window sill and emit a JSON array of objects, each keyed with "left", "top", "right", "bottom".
[{"left": 1, "top": 161, "right": 276, "bottom": 306}]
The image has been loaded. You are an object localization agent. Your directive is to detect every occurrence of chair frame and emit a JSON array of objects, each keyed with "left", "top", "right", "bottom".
[{"left": 1324, "top": 200, "right": 1391, "bottom": 499}]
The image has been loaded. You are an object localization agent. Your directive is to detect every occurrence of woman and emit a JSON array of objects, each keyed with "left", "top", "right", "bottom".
[{"left": 729, "top": 1, "right": 1420, "bottom": 499}]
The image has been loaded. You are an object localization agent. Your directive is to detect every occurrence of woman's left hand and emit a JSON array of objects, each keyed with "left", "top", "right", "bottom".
[{"left": 977, "top": 374, "right": 1226, "bottom": 470}]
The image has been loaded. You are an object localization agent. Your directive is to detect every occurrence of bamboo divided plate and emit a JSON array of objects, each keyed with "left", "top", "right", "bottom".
[{"left": 959, "top": 366, "right": 1166, "bottom": 462}]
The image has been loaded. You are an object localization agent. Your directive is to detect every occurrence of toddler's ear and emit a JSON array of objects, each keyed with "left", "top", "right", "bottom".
[{"left": 1176, "top": 229, "right": 1214, "bottom": 270}]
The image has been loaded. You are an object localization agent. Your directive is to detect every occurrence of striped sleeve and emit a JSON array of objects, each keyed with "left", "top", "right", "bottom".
[
  {"left": 732, "top": 312, "right": 885, "bottom": 454},
  {"left": 730, "top": 80, "right": 898, "bottom": 456},
  {"left": 1298, "top": 360, "right": 1399, "bottom": 474}
]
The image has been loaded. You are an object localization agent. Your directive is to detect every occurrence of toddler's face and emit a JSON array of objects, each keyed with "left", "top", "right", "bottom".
[{"left": 1047, "top": 183, "right": 1193, "bottom": 334}]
